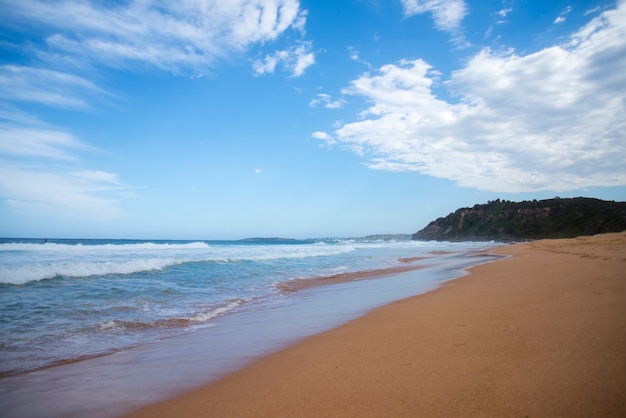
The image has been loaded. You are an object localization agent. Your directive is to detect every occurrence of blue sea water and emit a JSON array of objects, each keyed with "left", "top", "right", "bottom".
[{"left": 0, "top": 237, "right": 503, "bottom": 417}]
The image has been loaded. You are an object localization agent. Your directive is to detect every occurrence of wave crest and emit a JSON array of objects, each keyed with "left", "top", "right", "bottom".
[
  {"left": 0, "top": 258, "right": 182, "bottom": 285},
  {"left": 0, "top": 241, "right": 358, "bottom": 285},
  {"left": 98, "top": 299, "right": 246, "bottom": 331},
  {"left": 0, "top": 241, "right": 211, "bottom": 252}
]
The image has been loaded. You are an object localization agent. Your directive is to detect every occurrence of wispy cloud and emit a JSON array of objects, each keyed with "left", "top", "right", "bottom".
[
  {"left": 253, "top": 42, "right": 315, "bottom": 77},
  {"left": 400, "top": 0, "right": 467, "bottom": 32},
  {"left": 348, "top": 46, "right": 374, "bottom": 70},
  {"left": 554, "top": 6, "right": 573, "bottom": 24},
  {"left": 314, "top": 3, "right": 626, "bottom": 193},
  {"left": 1, "top": 0, "right": 310, "bottom": 75},
  {"left": 495, "top": 5, "right": 512, "bottom": 24},
  {"left": 0, "top": 164, "right": 128, "bottom": 221},
  {"left": 312, "top": 131, "right": 334, "bottom": 143},
  {"left": 0, "top": 1, "right": 311, "bottom": 224},
  {"left": 0, "top": 126, "right": 88, "bottom": 160},
  {"left": 585, "top": 6, "right": 601, "bottom": 16},
  {"left": 0, "top": 103, "right": 129, "bottom": 221},
  {"left": 309, "top": 93, "right": 345, "bottom": 109},
  {"left": 0, "top": 65, "right": 105, "bottom": 109},
  {"left": 496, "top": 8, "right": 512, "bottom": 18}
]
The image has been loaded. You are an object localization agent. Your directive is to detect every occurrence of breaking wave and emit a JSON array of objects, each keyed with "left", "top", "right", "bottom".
[
  {"left": 0, "top": 258, "right": 184, "bottom": 285},
  {"left": 0, "top": 240, "right": 357, "bottom": 285},
  {"left": 0, "top": 241, "right": 212, "bottom": 252}
]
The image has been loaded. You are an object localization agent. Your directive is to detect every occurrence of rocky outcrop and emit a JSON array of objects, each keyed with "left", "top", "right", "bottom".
[{"left": 412, "top": 197, "right": 626, "bottom": 241}]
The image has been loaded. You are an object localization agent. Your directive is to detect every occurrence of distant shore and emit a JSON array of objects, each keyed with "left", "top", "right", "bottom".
[{"left": 127, "top": 232, "right": 626, "bottom": 417}]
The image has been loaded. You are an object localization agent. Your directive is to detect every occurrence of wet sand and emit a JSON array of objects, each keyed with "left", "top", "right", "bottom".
[
  {"left": 127, "top": 233, "right": 626, "bottom": 417},
  {"left": 277, "top": 260, "right": 432, "bottom": 292}
]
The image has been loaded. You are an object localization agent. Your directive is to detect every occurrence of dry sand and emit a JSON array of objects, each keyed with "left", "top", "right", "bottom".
[{"left": 127, "top": 233, "right": 626, "bottom": 417}]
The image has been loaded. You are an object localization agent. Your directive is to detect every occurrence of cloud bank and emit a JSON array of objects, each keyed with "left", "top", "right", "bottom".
[
  {"left": 316, "top": 2, "right": 626, "bottom": 193},
  {"left": 2, "top": 0, "right": 310, "bottom": 76}
]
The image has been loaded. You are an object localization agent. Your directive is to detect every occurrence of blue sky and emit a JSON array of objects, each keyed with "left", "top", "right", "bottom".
[{"left": 1, "top": 0, "right": 625, "bottom": 239}]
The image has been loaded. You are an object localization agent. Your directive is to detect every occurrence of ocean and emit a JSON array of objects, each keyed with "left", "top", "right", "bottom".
[{"left": 0, "top": 237, "right": 503, "bottom": 417}]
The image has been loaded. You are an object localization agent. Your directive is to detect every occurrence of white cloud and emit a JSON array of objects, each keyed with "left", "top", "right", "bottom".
[
  {"left": 0, "top": 126, "right": 88, "bottom": 160},
  {"left": 347, "top": 46, "right": 374, "bottom": 69},
  {"left": 312, "top": 131, "right": 334, "bottom": 142},
  {"left": 497, "top": 8, "right": 512, "bottom": 18},
  {"left": 0, "top": 164, "right": 127, "bottom": 220},
  {"left": 309, "top": 93, "right": 345, "bottom": 109},
  {"left": 554, "top": 5, "right": 573, "bottom": 24},
  {"left": 0, "top": 103, "right": 95, "bottom": 159},
  {"left": 253, "top": 42, "right": 315, "bottom": 77},
  {"left": 71, "top": 170, "right": 122, "bottom": 186},
  {"left": 317, "top": 2, "right": 626, "bottom": 193},
  {"left": 291, "top": 45, "right": 316, "bottom": 76},
  {"left": 0, "top": 65, "right": 104, "bottom": 109},
  {"left": 400, "top": 0, "right": 467, "bottom": 32},
  {"left": 349, "top": 47, "right": 360, "bottom": 61},
  {"left": 0, "top": 112, "right": 128, "bottom": 220},
  {"left": 585, "top": 6, "right": 601, "bottom": 16},
  {"left": 253, "top": 50, "right": 288, "bottom": 75},
  {"left": 1, "top": 0, "right": 309, "bottom": 74}
]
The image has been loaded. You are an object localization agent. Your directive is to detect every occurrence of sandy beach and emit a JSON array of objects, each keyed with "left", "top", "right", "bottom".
[{"left": 127, "top": 233, "right": 626, "bottom": 417}]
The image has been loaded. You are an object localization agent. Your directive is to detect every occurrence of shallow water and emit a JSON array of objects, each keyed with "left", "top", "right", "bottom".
[{"left": 0, "top": 238, "right": 502, "bottom": 417}]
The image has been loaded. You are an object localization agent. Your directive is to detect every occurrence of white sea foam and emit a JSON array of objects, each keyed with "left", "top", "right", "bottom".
[
  {"left": 222, "top": 245, "right": 355, "bottom": 262},
  {"left": 0, "top": 258, "right": 183, "bottom": 285},
  {"left": 97, "top": 300, "right": 246, "bottom": 332},
  {"left": 187, "top": 299, "right": 247, "bottom": 323},
  {"left": 0, "top": 241, "right": 360, "bottom": 285},
  {"left": 0, "top": 241, "right": 211, "bottom": 252}
]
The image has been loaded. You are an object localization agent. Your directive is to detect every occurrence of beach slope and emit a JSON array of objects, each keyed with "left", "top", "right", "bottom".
[{"left": 128, "top": 233, "right": 626, "bottom": 417}]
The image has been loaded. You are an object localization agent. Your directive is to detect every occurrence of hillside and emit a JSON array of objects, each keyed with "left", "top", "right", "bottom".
[{"left": 412, "top": 197, "right": 626, "bottom": 241}]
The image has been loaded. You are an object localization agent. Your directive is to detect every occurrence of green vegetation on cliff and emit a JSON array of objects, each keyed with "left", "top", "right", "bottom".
[{"left": 412, "top": 197, "right": 626, "bottom": 241}]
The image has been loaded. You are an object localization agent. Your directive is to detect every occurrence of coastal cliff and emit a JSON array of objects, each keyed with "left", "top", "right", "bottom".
[{"left": 412, "top": 197, "right": 626, "bottom": 241}]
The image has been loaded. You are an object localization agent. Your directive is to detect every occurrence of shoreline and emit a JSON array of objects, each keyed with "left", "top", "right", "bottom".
[
  {"left": 0, "top": 244, "right": 499, "bottom": 418},
  {"left": 0, "top": 253, "right": 446, "bottom": 379},
  {"left": 1, "top": 262, "right": 432, "bottom": 379},
  {"left": 127, "top": 233, "right": 626, "bottom": 417}
]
